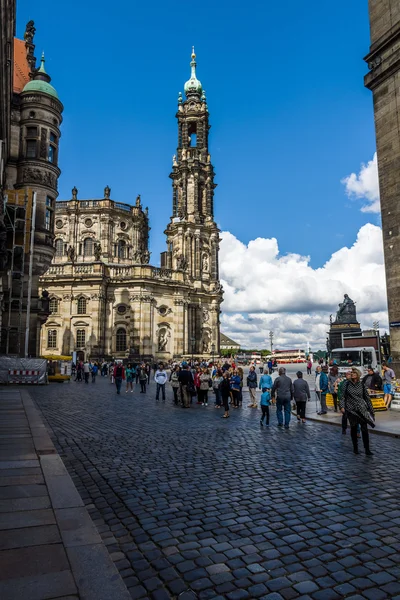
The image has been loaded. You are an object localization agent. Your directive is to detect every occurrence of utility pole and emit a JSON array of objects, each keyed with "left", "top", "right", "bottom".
[
  {"left": 24, "top": 191, "right": 37, "bottom": 358},
  {"left": 269, "top": 330, "right": 274, "bottom": 354}
]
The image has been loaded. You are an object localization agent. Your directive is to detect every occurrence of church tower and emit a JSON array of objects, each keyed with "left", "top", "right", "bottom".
[
  {"left": 163, "top": 49, "right": 223, "bottom": 354},
  {"left": 164, "top": 49, "right": 219, "bottom": 282}
]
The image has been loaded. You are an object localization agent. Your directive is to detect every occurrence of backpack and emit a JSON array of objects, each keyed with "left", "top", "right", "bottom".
[{"left": 116, "top": 365, "right": 123, "bottom": 377}]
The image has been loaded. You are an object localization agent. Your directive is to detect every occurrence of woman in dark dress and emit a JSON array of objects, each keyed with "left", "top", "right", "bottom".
[{"left": 339, "top": 368, "right": 375, "bottom": 455}]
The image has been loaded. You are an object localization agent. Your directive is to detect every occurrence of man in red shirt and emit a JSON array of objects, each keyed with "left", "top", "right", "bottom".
[{"left": 113, "top": 362, "right": 125, "bottom": 394}]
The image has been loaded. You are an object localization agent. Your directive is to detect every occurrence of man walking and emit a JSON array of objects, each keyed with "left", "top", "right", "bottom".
[
  {"left": 83, "top": 361, "right": 90, "bottom": 384},
  {"left": 382, "top": 363, "right": 396, "bottom": 408},
  {"left": 272, "top": 367, "right": 293, "bottom": 429},
  {"left": 155, "top": 363, "right": 168, "bottom": 401},
  {"left": 247, "top": 366, "right": 258, "bottom": 407},
  {"left": 113, "top": 362, "right": 125, "bottom": 395}
]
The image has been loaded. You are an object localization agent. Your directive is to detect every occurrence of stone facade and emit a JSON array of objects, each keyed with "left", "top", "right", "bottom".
[
  {"left": 365, "top": 1, "right": 400, "bottom": 368},
  {"left": 39, "top": 51, "right": 223, "bottom": 361},
  {"left": 0, "top": 20, "right": 63, "bottom": 356}
]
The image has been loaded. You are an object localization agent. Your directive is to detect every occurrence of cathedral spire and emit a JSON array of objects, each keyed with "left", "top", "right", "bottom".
[{"left": 184, "top": 46, "right": 202, "bottom": 96}]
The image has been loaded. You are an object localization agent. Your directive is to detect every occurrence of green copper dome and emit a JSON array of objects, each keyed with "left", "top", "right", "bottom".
[
  {"left": 184, "top": 47, "right": 202, "bottom": 96},
  {"left": 22, "top": 53, "right": 59, "bottom": 100}
]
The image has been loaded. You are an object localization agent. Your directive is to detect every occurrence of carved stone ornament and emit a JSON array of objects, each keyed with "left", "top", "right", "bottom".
[
  {"left": 93, "top": 242, "right": 102, "bottom": 261},
  {"left": 156, "top": 305, "right": 172, "bottom": 316},
  {"left": 23, "top": 167, "right": 56, "bottom": 188},
  {"left": 202, "top": 308, "right": 210, "bottom": 323},
  {"left": 174, "top": 299, "right": 185, "bottom": 306},
  {"left": 62, "top": 294, "right": 72, "bottom": 301},
  {"left": 67, "top": 245, "right": 76, "bottom": 262}
]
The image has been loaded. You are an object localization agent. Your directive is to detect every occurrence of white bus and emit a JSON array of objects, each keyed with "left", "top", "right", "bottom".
[{"left": 330, "top": 346, "right": 380, "bottom": 377}]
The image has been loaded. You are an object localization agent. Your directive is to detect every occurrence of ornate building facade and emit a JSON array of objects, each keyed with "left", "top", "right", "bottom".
[
  {"left": 39, "top": 50, "right": 223, "bottom": 360},
  {"left": 365, "top": 1, "right": 400, "bottom": 369}
]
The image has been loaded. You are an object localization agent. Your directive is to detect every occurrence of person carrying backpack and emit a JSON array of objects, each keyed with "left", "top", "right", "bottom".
[{"left": 113, "top": 362, "right": 125, "bottom": 395}]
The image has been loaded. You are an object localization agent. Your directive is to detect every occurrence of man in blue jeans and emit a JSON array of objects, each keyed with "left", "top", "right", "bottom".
[{"left": 272, "top": 367, "right": 294, "bottom": 429}]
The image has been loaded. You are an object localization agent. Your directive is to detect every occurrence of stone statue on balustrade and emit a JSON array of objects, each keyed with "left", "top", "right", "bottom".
[
  {"left": 334, "top": 294, "right": 357, "bottom": 324},
  {"left": 67, "top": 245, "right": 76, "bottom": 263},
  {"left": 93, "top": 242, "right": 102, "bottom": 261}
]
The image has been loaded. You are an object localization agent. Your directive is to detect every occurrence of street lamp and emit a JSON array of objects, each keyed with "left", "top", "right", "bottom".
[
  {"left": 190, "top": 336, "right": 195, "bottom": 365},
  {"left": 269, "top": 331, "right": 274, "bottom": 354},
  {"left": 211, "top": 343, "right": 215, "bottom": 364}
]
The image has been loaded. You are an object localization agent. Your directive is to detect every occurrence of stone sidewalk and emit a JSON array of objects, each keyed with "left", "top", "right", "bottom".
[{"left": 0, "top": 388, "right": 131, "bottom": 600}]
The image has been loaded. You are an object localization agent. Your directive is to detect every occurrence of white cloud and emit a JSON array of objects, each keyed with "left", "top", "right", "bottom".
[
  {"left": 342, "top": 153, "right": 380, "bottom": 213},
  {"left": 219, "top": 224, "right": 388, "bottom": 349}
]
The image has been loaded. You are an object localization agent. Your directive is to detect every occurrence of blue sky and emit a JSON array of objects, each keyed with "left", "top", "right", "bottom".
[{"left": 17, "top": 0, "right": 375, "bottom": 269}]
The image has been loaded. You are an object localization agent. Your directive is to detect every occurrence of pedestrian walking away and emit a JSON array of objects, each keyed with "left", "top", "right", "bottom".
[
  {"left": 113, "top": 362, "right": 125, "bottom": 395},
  {"left": 259, "top": 370, "right": 273, "bottom": 394},
  {"left": 318, "top": 365, "right": 329, "bottom": 414},
  {"left": 339, "top": 367, "right": 375, "bottom": 455},
  {"left": 260, "top": 388, "right": 271, "bottom": 426},
  {"left": 220, "top": 371, "right": 231, "bottom": 418},
  {"left": 212, "top": 369, "right": 223, "bottom": 407},
  {"left": 230, "top": 370, "right": 241, "bottom": 408},
  {"left": 155, "top": 363, "right": 168, "bottom": 401},
  {"left": 247, "top": 366, "right": 258, "bottom": 407},
  {"left": 125, "top": 363, "right": 134, "bottom": 393},
  {"left": 293, "top": 371, "right": 310, "bottom": 423},
  {"left": 91, "top": 362, "right": 98, "bottom": 383},
  {"left": 272, "top": 367, "right": 294, "bottom": 428},
  {"left": 83, "top": 361, "right": 90, "bottom": 384}
]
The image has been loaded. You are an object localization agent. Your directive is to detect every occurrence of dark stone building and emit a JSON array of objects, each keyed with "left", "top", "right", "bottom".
[
  {"left": 0, "top": 14, "right": 63, "bottom": 355},
  {"left": 365, "top": 1, "right": 400, "bottom": 368}
]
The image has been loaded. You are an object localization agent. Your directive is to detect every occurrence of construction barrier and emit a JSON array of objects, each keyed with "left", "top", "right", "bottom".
[
  {"left": 0, "top": 357, "right": 47, "bottom": 385},
  {"left": 326, "top": 392, "right": 387, "bottom": 412},
  {"left": 8, "top": 369, "right": 40, "bottom": 384}
]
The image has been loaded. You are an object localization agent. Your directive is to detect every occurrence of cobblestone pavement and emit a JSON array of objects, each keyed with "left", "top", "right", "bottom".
[{"left": 30, "top": 377, "right": 400, "bottom": 600}]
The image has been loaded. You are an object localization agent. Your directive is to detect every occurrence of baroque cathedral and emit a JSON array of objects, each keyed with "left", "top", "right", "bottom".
[{"left": 39, "top": 49, "right": 223, "bottom": 361}]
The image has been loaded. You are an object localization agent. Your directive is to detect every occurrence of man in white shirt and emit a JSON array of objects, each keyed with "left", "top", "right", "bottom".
[
  {"left": 83, "top": 361, "right": 90, "bottom": 384},
  {"left": 155, "top": 363, "right": 168, "bottom": 401}
]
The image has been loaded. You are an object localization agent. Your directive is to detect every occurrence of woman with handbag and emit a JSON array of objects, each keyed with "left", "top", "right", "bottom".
[{"left": 339, "top": 368, "right": 375, "bottom": 455}]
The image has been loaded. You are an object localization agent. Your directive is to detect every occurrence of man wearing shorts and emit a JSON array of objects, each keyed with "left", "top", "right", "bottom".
[{"left": 382, "top": 364, "right": 396, "bottom": 408}]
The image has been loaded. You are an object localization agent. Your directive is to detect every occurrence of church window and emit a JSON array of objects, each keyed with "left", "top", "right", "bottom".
[
  {"left": 188, "top": 122, "right": 197, "bottom": 147},
  {"left": 55, "top": 239, "right": 64, "bottom": 257},
  {"left": 117, "top": 305, "right": 127, "bottom": 315},
  {"left": 45, "top": 197, "right": 54, "bottom": 230},
  {"left": 26, "top": 126, "right": 37, "bottom": 137},
  {"left": 117, "top": 240, "right": 126, "bottom": 259},
  {"left": 49, "top": 298, "right": 58, "bottom": 314},
  {"left": 26, "top": 139, "right": 37, "bottom": 158},
  {"left": 77, "top": 297, "right": 87, "bottom": 314},
  {"left": 84, "top": 218, "right": 93, "bottom": 228},
  {"left": 83, "top": 238, "right": 93, "bottom": 256},
  {"left": 116, "top": 328, "right": 127, "bottom": 352},
  {"left": 47, "top": 329, "right": 57, "bottom": 349},
  {"left": 48, "top": 132, "right": 57, "bottom": 164},
  {"left": 76, "top": 329, "right": 86, "bottom": 347}
]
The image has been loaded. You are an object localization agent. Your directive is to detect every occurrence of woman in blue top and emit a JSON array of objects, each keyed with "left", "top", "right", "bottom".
[
  {"left": 230, "top": 370, "right": 241, "bottom": 408},
  {"left": 125, "top": 363, "right": 134, "bottom": 393}
]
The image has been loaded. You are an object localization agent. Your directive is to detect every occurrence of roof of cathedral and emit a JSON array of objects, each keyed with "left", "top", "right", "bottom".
[
  {"left": 22, "top": 53, "right": 59, "bottom": 99},
  {"left": 13, "top": 38, "right": 30, "bottom": 93},
  {"left": 220, "top": 333, "right": 240, "bottom": 347},
  {"left": 184, "top": 47, "right": 202, "bottom": 96}
]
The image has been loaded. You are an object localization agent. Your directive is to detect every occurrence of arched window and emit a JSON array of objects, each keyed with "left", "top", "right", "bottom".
[
  {"left": 117, "top": 240, "right": 126, "bottom": 259},
  {"left": 83, "top": 238, "right": 93, "bottom": 256},
  {"left": 47, "top": 329, "right": 57, "bottom": 349},
  {"left": 76, "top": 329, "right": 86, "bottom": 347},
  {"left": 116, "top": 328, "right": 127, "bottom": 352},
  {"left": 55, "top": 239, "right": 64, "bottom": 257},
  {"left": 49, "top": 298, "right": 58, "bottom": 314},
  {"left": 77, "top": 297, "right": 87, "bottom": 314}
]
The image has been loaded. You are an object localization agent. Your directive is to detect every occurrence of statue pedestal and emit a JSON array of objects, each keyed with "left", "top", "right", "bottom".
[{"left": 329, "top": 322, "right": 362, "bottom": 351}]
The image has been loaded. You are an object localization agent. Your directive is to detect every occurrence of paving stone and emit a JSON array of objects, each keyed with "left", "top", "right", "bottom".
[
  {"left": 0, "top": 569, "right": 77, "bottom": 600},
  {"left": 0, "top": 524, "right": 60, "bottom": 550},
  {"left": 0, "top": 543, "right": 69, "bottom": 580}
]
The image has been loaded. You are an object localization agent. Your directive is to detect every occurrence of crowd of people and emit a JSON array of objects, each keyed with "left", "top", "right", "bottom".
[{"left": 71, "top": 355, "right": 398, "bottom": 457}]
